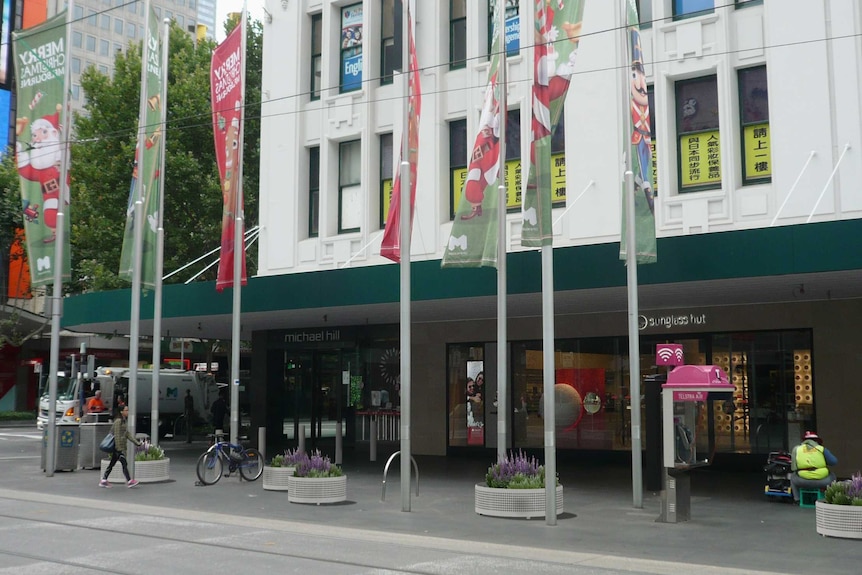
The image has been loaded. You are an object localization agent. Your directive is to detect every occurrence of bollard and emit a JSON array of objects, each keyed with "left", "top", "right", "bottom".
[
  {"left": 298, "top": 424, "right": 306, "bottom": 453},
  {"left": 370, "top": 417, "right": 377, "bottom": 462},
  {"left": 335, "top": 421, "right": 343, "bottom": 465},
  {"left": 258, "top": 427, "right": 266, "bottom": 462}
]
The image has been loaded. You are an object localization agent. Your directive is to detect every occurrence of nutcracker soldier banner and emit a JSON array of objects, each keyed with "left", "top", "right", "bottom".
[
  {"left": 12, "top": 12, "right": 72, "bottom": 287},
  {"left": 620, "top": 0, "right": 657, "bottom": 264},
  {"left": 441, "top": 1, "right": 507, "bottom": 269},
  {"left": 119, "top": 5, "right": 165, "bottom": 287},
  {"left": 522, "top": 0, "right": 585, "bottom": 248},
  {"left": 211, "top": 19, "right": 247, "bottom": 291},
  {"left": 380, "top": 0, "right": 421, "bottom": 263}
]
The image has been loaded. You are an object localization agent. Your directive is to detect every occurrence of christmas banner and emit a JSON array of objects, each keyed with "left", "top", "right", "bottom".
[
  {"left": 12, "top": 11, "right": 71, "bottom": 287},
  {"left": 211, "top": 19, "right": 247, "bottom": 291},
  {"left": 521, "top": 0, "right": 585, "bottom": 248},
  {"left": 380, "top": 0, "right": 421, "bottom": 263},
  {"left": 442, "top": 0, "right": 507, "bottom": 268},
  {"left": 119, "top": 5, "right": 165, "bottom": 287},
  {"left": 620, "top": 0, "right": 657, "bottom": 264}
]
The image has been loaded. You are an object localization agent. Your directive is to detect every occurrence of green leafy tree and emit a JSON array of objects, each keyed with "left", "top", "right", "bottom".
[{"left": 71, "top": 19, "right": 260, "bottom": 293}]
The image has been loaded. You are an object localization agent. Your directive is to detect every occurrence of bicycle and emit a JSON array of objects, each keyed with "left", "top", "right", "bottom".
[{"left": 195, "top": 439, "right": 263, "bottom": 485}]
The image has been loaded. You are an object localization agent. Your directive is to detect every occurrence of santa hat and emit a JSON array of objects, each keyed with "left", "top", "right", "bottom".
[{"left": 34, "top": 111, "right": 61, "bottom": 132}]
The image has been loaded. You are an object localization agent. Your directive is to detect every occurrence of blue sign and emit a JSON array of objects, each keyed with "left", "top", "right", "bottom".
[
  {"left": 504, "top": 15, "right": 520, "bottom": 54},
  {"left": 0, "top": 89, "right": 9, "bottom": 157},
  {"left": 342, "top": 52, "right": 363, "bottom": 92}
]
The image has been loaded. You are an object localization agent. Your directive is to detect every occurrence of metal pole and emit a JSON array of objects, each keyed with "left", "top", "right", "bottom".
[
  {"left": 541, "top": 244, "right": 556, "bottom": 525},
  {"left": 625, "top": 170, "right": 643, "bottom": 508},
  {"left": 496, "top": 0, "right": 508, "bottom": 465}
]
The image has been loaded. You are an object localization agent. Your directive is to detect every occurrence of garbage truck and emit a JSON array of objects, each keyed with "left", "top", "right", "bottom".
[{"left": 38, "top": 367, "right": 220, "bottom": 437}]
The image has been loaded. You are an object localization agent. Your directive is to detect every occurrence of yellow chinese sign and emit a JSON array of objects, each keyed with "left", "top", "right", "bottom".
[
  {"left": 451, "top": 153, "right": 567, "bottom": 215},
  {"left": 680, "top": 130, "right": 721, "bottom": 189},
  {"left": 381, "top": 178, "right": 393, "bottom": 225},
  {"left": 650, "top": 140, "right": 658, "bottom": 195},
  {"left": 743, "top": 122, "right": 771, "bottom": 181}
]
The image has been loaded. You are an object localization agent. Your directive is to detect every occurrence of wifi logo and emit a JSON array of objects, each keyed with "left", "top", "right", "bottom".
[{"left": 656, "top": 344, "right": 684, "bottom": 366}]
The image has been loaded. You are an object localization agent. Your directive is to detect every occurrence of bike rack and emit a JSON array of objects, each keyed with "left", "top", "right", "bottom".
[{"left": 381, "top": 451, "right": 419, "bottom": 501}]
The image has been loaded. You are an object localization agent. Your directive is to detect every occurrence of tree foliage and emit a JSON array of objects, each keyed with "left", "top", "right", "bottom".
[{"left": 71, "top": 19, "right": 261, "bottom": 293}]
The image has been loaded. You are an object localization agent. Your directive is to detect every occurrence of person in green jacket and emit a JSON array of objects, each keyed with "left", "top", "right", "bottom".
[
  {"left": 790, "top": 430, "right": 838, "bottom": 503},
  {"left": 100, "top": 405, "right": 142, "bottom": 488}
]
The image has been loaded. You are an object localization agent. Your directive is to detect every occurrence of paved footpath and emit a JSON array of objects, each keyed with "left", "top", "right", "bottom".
[{"left": 0, "top": 426, "right": 859, "bottom": 574}]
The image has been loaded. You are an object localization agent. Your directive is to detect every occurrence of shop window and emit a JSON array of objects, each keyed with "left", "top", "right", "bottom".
[
  {"left": 450, "top": 0, "right": 467, "bottom": 69},
  {"left": 381, "top": 0, "right": 396, "bottom": 85},
  {"left": 448, "top": 119, "right": 467, "bottom": 219},
  {"left": 447, "top": 343, "right": 485, "bottom": 447},
  {"left": 676, "top": 75, "right": 721, "bottom": 192},
  {"left": 340, "top": 4, "right": 364, "bottom": 93},
  {"left": 311, "top": 14, "right": 322, "bottom": 100},
  {"left": 338, "top": 140, "right": 362, "bottom": 233},
  {"left": 379, "top": 133, "right": 393, "bottom": 227},
  {"left": 738, "top": 66, "right": 771, "bottom": 184},
  {"left": 308, "top": 147, "right": 320, "bottom": 237},
  {"left": 673, "top": 0, "right": 714, "bottom": 20},
  {"left": 487, "top": 0, "right": 519, "bottom": 59}
]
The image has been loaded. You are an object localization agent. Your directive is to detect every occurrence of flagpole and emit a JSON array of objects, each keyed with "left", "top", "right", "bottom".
[
  {"left": 399, "top": 0, "right": 413, "bottom": 513},
  {"left": 151, "top": 17, "right": 170, "bottom": 444},
  {"left": 45, "top": 0, "right": 75, "bottom": 478},
  {"left": 496, "top": 0, "right": 509, "bottom": 469},
  {"left": 622, "top": 0, "right": 643, "bottom": 509},
  {"left": 230, "top": 5, "right": 248, "bottom": 448}
]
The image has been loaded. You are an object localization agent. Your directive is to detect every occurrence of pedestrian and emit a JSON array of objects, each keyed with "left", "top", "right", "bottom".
[
  {"left": 183, "top": 389, "right": 194, "bottom": 443},
  {"left": 790, "top": 430, "right": 838, "bottom": 503},
  {"left": 210, "top": 392, "right": 227, "bottom": 433},
  {"left": 100, "top": 405, "right": 142, "bottom": 488}
]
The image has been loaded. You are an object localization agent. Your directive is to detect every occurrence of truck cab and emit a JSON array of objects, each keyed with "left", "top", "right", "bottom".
[{"left": 36, "top": 367, "right": 116, "bottom": 430}]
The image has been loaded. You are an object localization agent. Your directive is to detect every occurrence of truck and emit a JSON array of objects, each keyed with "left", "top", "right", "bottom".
[{"left": 37, "top": 367, "right": 221, "bottom": 437}]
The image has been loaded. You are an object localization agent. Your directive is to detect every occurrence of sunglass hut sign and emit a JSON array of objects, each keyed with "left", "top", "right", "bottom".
[{"left": 639, "top": 312, "right": 707, "bottom": 331}]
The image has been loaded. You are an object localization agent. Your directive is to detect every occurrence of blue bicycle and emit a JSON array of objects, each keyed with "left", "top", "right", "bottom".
[{"left": 195, "top": 439, "right": 262, "bottom": 485}]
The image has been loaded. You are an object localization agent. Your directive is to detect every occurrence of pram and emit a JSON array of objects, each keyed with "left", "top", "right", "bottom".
[{"left": 763, "top": 451, "right": 793, "bottom": 500}]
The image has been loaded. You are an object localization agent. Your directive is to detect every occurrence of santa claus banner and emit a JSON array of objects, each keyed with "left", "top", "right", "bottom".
[
  {"left": 380, "top": 0, "right": 421, "bottom": 263},
  {"left": 119, "top": 6, "right": 165, "bottom": 288},
  {"left": 619, "top": 0, "right": 657, "bottom": 264},
  {"left": 441, "top": 1, "right": 508, "bottom": 268},
  {"left": 12, "top": 12, "right": 72, "bottom": 287},
  {"left": 521, "top": 0, "right": 585, "bottom": 248},
  {"left": 210, "top": 20, "right": 247, "bottom": 291}
]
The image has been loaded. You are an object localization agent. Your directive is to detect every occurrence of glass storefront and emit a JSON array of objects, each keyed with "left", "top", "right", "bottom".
[{"left": 447, "top": 329, "right": 813, "bottom": 455}]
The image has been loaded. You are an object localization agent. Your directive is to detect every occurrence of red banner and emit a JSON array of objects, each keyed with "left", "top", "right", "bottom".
[{"left": 211, "top": 21, "right": 247, "bottom": 291}]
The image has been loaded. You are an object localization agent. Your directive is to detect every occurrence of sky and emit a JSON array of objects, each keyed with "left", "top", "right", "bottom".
[{"left": 215, "top": 0, "right": 266, "bottom": 42}]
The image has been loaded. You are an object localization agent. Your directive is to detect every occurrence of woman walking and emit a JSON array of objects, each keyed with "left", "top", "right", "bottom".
[{"left": 100, "top": 405, "right": 142, "bottom": 488}]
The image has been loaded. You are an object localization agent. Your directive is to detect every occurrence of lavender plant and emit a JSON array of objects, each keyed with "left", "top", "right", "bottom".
[
  {"left": 824, "top": 472, "right": 862, "bottom": 506},
  {"left": 270, "top": 448, "right": 306, "bottom": 468},
  {"left": 485, "top": 450, "right": 547, "bottom": 489},
  {"left": 134, "top": 440, "right": 166, "bottom": 462},
  {"left": 293, "top": 449, "right": 343, "bottom": 478}
]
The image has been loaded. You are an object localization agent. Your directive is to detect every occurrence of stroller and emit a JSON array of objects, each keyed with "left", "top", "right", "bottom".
[{"left": 763, "top": 451, "right": 793, "bottom": 501}]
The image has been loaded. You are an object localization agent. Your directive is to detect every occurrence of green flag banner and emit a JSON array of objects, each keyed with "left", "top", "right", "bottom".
[
  {"left": 441, "top": 0, "right": 506, "bottom": 269},
  {"left": 620, "top": 0, "right": 657, "bottom": 264},
  {"left": 12, "top": 12, "right": 71, "bottom": 287},
  {"left": 120, "top": 6, "right": 164, "bottom": 288},
  {"left": 522, "top": 0, "right": 585, "bottom": 248}
]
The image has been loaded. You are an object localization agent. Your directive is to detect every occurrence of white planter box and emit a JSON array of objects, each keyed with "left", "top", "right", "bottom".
[
  {"left": 287, "top": 475, "right": 347, "bottom": 504},
  {"left": 815, "top": 500, "right": 862, "bottom": 539},
  {"left": 262, "top": 466, "right": 296, "bottom": 491},
  {"left": 100, "top": 458, "right": 170, "bottom": 484},
  {"left": 475, "top": 484, "right": 564, "bottom": 518}
]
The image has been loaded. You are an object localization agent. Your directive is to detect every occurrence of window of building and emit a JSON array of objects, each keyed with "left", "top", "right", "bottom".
[
  {"left": 446, "top": 343, "right": 486, "bottom": 447},
  {"left": 87, "top": 9, "right": 98, "bottom": 27},
  {"left": 450, "top": 0, "right": 466, "bottom": 69},
  {"left": 154, "top": 6, "right": 161, "bottom": 18},
  {"left": 673, "top": 0, "right": 714, "bottom": 20},
  {"left": 72, "top": 31, "right": 83, "bottom": 48},
  {"left": 99, "top": 39, "right": 109, "bottom": 57},
  {"left": 114, "top": 43, "right": 123, "bottom": 54},
  {"left": 71, "top": 58, "right": 81, "bottom": 74},
  {"left": 309, "top": 147, "right": 320, "bottom": 237},
  {"left": 72, "top": 84, "right": 80, "bottom": 101},
  {"left": 340, "top": 4, "right": 364, "bottom": 93},
  {"left": 381, "top": 0, "right": 396, "bottom": 85},
  {"left": 380, "top": 133, "right": 393, "bottom": 227},
  {"left": 488, "top": 0, "right": 519, "bottom": 58},
  {"left": 86, "top": 35, "right": 96, "bottom": 52},
  {"left": 311, "top": 14, "right": 322, "bottom": 100},
  {"left": 98, "top": 64, "right": 109, "bottom": 75},
  {"left": 339, "top": 140, "right": 362, "bottom": 233},
  {"left": 126, "top": 1, "right": 136, "bottom": 14},
  {"left": 676, "top": 75, "right": 720, "bottom": 192},
  {"left": 736, "top": 0, "right": 762, "bottom": 6},
  {"left": 637, "top": 0, "right": 653, "bottom": 28},
  {"left": 126, "top": 23, "right": 136, "bottom": 38},
  {"left": 739, "top": 65, "right": 770, "bottom": 184},
  {"left": 101, "top": 14, "right": 111, "bottom": 30},
  {"left": 73, "top": 6, "right": 84, "bottom": 20},
  {"left": 114, "top": 18, "right": 124, "bottom": 35},
  {"left": 448, "top": 119, "right": 468, "bottom": 219},
  {"left": 177, "top": 15, "right": 185, "bottom": 28},
  {"left": 503, "top": 109, "right": 520, "bottom": 211}
]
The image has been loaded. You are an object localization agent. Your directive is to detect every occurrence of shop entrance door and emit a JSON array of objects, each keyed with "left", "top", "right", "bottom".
[{"left": 285, "top": 350, "right": 344, "bottom": 450}]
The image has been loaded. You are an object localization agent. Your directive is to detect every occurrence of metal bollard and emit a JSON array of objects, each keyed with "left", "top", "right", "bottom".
[
  {"left": 298, "top": 424, "right": 306, "bottom": 453},
  {"left": 370, "top": 417, "right": 377, "bottom": 462},
  {"left": 335, "top": 421, "right": 343, "bottom": 464},
  {"left": 258, "top": 427, "right": 266, "bottom": 462}
]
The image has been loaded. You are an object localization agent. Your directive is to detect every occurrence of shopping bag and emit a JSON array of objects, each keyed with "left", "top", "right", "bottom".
[{"left": 99, "top": 432, "right": 115, "bottom": 453}]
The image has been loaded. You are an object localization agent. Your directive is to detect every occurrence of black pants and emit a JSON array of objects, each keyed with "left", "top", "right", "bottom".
[{"left": 104, "top": 450, "right": 130, "bottom": 481}]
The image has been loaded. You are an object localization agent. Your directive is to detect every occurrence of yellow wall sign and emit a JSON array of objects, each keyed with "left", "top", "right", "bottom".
[
  {"left": 680, "top": 130, "right": 721, "bottom": 189},
  {"left": 743, "top": 123, "right": 771, "bottom": 181},
  {"left": 381, "top": 178, "right": 393, "bottom": 225},
  {"left": 451, "top": 153, "right": 568, "bottom": 215}
]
